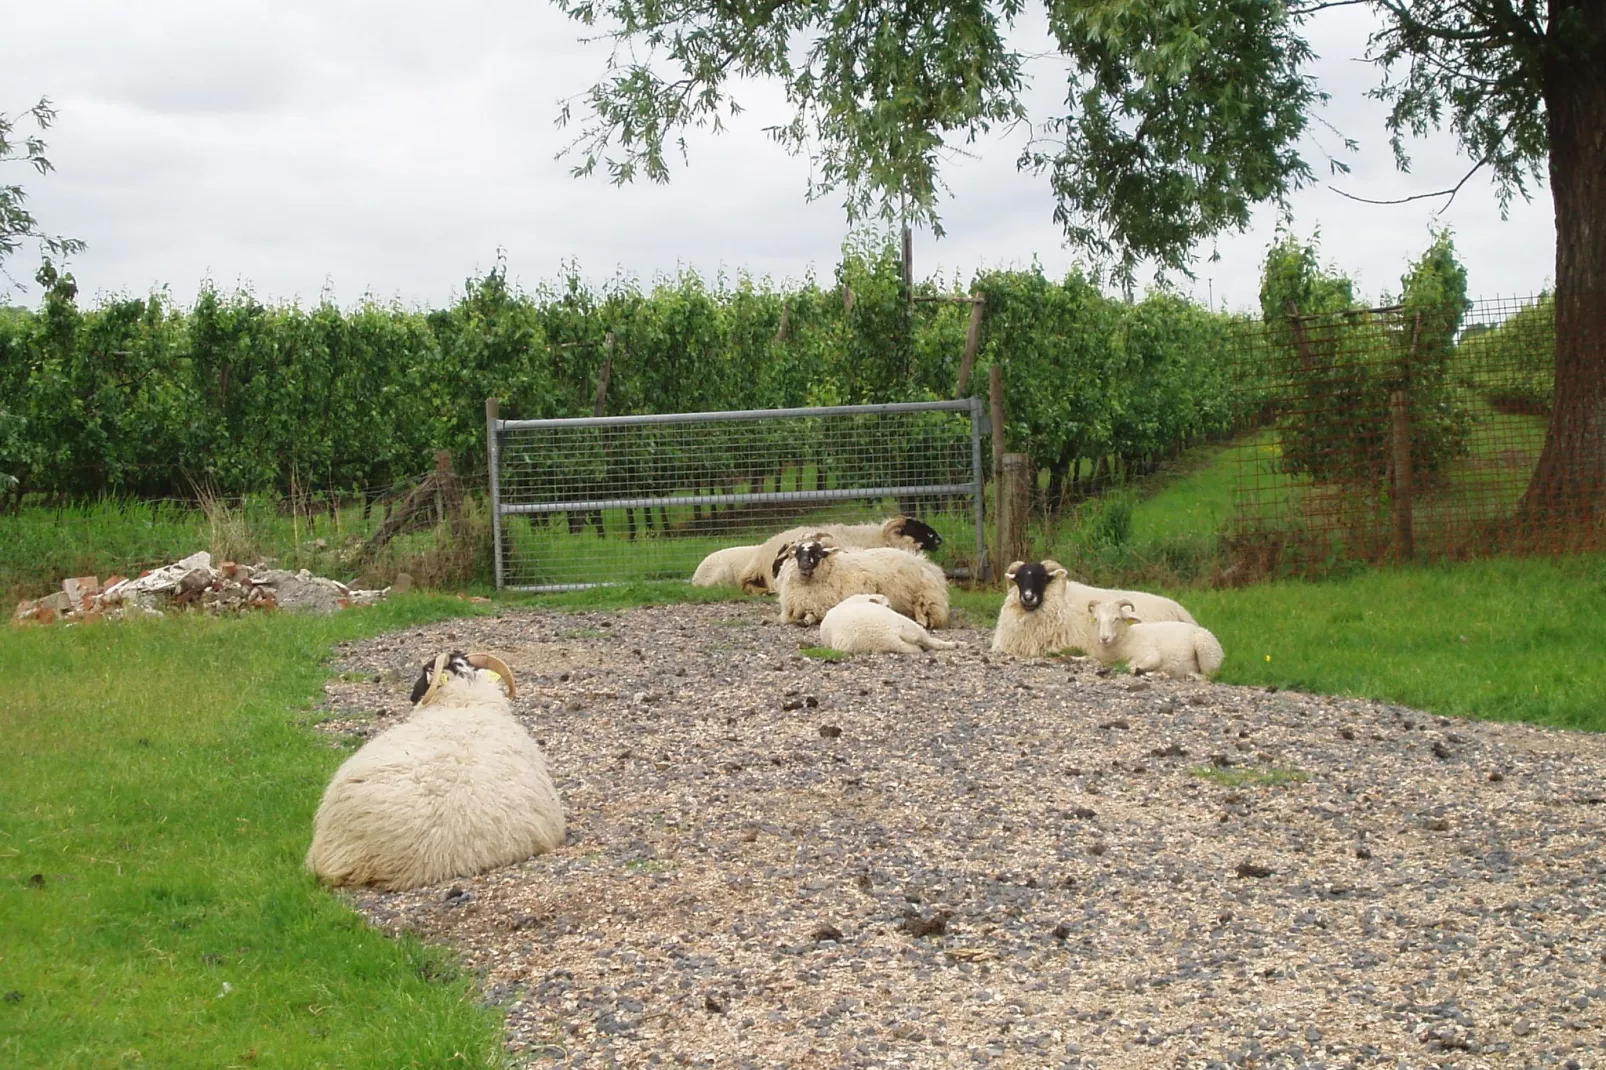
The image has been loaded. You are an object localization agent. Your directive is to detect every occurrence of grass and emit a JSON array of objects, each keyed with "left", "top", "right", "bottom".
[
  {"left": 798, "top": 646, "right": 848, "bottom": 661},
  {"left": 0, "top": 595, "right": 513, "bottom": 1068},
  {"left": 0, "top": 494, "right": 492, "bottom": 606}
]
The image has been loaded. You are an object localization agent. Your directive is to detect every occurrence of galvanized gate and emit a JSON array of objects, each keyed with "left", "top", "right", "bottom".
[{"left": 487, "top": 399, "right": 987, "bottom": 592}]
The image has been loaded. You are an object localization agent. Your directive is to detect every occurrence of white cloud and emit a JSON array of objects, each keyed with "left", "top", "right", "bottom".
[{"left": 2, "top": 1, "right": 1555, "bottom": 310}]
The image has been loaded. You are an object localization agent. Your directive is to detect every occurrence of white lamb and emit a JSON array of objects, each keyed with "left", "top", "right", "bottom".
[
  {"left": 776, "top": 537, "right": 949, "bottom": 628},
  {"left": 1088, "top": 598, "right": 1225, "bottom": 679},
  {"left": 691, "top": 545, "right": 758, "bottom": 587},
  {"left": 991, "top": 559, "right": 1197, "bottom": 657},
  {"left": 305, "top": 651, "right": 565, "bottom": 891},
  {"left": 819, "top": 593, "right": 959, "bottom": 654},
  {"left": 737, "top": 515, "right": 943, "bottom": 594}
]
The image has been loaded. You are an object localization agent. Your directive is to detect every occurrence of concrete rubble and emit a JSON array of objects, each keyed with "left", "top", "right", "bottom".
[{"left": 12, "top": 551, "right": 389, "bottom": 625}]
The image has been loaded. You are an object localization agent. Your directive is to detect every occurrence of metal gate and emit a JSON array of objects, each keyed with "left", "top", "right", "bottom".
[{"left": 487, "top": 398, "right": 987, "bottom": 592}]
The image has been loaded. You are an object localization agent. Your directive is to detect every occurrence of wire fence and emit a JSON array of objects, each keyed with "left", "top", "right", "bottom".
[
  {"left": 1226, "top": 292, "right": 1598, "bottom": 576},
  {"left": 489, "top": 400, "right": 987, "bottom": 591}
]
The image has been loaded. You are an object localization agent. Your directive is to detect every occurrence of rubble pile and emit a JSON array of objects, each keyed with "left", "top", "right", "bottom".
[{"left": 13, "top": 551, "right": 389, "bottom": 625}]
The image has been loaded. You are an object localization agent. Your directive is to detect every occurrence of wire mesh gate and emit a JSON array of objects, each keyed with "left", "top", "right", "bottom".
[{"left": 487, "top": 399, "right": 988, "bottom": 592}]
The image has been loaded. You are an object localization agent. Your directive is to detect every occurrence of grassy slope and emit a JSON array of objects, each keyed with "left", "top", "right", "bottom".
[{"left": 0, "top": 597, "right": 513, "bottom": 1069}]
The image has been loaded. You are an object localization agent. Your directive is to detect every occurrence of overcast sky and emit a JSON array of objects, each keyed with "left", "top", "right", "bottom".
[{"left": 2, "top": 1, "right": 1556, "bottom": 314}]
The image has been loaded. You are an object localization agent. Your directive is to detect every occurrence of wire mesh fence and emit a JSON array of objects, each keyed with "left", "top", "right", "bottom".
[
  {"left": 489, "top": 400, "right": 987, "bottom": 591},
  {"left": 1226, "top": 292, "right": 1600, "bottom": 576}
]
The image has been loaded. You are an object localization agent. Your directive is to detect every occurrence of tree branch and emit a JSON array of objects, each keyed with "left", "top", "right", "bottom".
[{"left": 1328, "top": 151, "right": 1488, "bottom": 210}]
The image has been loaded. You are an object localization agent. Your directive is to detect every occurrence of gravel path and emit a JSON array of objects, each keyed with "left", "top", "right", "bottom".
[{"left": 316, "top": 602, "right": 1605, "bottom": 1069}]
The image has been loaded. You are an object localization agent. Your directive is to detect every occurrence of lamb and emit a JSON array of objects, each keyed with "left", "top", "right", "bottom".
[
  {"left": 1088, "top": 598, "right": 1225, "bottom": 679},
  {"left": 691, "top": 545, "right": 758, "bottom": 587},
  {"left": 737, "top": 515, "right": 943, "bottom": 594},
  {"left": 776, "top": 536, "right": 949, "bottom": 628},
  {"left": 305, "top": 651, "right": 565, "bottom": 891},
  {"left": 819, "top": 593, "right": 959, "bottom": 654},
  {"left": 991, "top": 559, "right": 1197, "bottom": 657}
]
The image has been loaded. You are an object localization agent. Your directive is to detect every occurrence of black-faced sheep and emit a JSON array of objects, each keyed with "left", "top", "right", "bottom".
[
  {"left": 305, "top": 651, "right": 564, "bottom": 891},
  {"left": 1088, "top": 598, "right": 1225, "bottom": 679},
  {"left": 737, "top": 515, "right": 943, "bottom": 594},
  {"left": 776, "top": 536, "right": 949, "bottom": 628},
  {"left": 990, "top": 559, "right": 1197, "bottom": 657},
  {"left": 819, "top": 593, "right": 958, "bottom": 653}
]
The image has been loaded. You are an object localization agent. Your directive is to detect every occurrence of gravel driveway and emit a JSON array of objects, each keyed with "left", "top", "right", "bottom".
[{"left": 317, "top": 601, "right": 1605, "bottom": 1069}]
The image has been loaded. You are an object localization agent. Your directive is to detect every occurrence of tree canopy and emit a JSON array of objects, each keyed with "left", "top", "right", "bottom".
[{"left": 554, "top": 0, "right": 1606, "bottom": 523}]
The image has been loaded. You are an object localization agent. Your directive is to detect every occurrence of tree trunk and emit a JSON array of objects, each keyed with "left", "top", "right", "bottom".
[{"left": 1521, "top": 2, "right": 1606, "bottom": 529}]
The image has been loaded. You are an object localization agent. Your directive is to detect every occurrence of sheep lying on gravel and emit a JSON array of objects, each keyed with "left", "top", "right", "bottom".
[
  {"left": 691, "top": 545, "right": 758, "bottom": 587},
  {"left": 1088, "top": 598, "right": 1225, "bottom": 679},
  {"left": 819, "top": 593, "right": 958, "bottom": 654},
  {"left": 991, "top": 560, "right": 1196, "bottom": 657},
  {"left": 738, "top": 515, "right": 942, "bottom": 594},
  {"left": 776, "top": 536, "right": 949, "bottom": 628},
  {"left": 305, "top": 651, "right": 564, "bottom": 891}
]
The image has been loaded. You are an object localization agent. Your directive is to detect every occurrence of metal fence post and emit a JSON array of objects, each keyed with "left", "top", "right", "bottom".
[{"left": 485, "top": 397, "right": 504, "bottom": 590}]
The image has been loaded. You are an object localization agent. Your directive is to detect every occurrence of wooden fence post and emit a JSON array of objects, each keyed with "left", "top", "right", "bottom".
[
  {"left": 1389, "top": 389, "right": 1415, "bottom": 560},
  {"left": 955, "top": 296, "right": 986, "bottom": 398},
  {"left": 998, "top": 452, "right": 1031, "bottom": 571}
]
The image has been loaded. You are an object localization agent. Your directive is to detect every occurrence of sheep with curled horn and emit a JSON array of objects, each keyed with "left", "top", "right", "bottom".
[{"left": 305, "top": 651, "right": 564, "bottom": 892}]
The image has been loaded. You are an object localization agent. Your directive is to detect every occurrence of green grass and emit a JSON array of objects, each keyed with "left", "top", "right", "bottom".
[
  {"left": 798, "top": 646, "right": 848, "bottom": 661},
  {"left": 0, "top": 596, "right": 513, "bottom": 1068}
]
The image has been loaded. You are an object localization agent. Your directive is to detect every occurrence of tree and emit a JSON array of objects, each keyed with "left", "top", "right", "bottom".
[
  {"left": 552, "top": 0, "right": 1606, "bottom": 528},
  {"left": 1, "top": 97, "right": 84, "bottom": 290}
]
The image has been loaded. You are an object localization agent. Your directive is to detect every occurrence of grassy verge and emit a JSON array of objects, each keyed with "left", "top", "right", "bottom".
[{"left": 0, "top": 596, "right": 512, "bottom": 1068}]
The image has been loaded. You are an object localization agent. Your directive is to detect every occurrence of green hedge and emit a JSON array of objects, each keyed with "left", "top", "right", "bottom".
[{"left": 1, "top": 245, "right": 1263, "bottom": 502}]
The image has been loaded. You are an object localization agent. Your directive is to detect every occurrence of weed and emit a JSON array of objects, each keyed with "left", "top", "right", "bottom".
[
  {"left": 800, "top": 646, "right": 848, "bottom": 661},
  {"left": 1191, "top": 766, "right": 1311, "bottom": 787}
]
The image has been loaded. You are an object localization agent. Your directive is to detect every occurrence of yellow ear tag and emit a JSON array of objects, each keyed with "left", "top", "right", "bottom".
[{"left": 483, "top": 670, "right": 502, "bottom": 685}]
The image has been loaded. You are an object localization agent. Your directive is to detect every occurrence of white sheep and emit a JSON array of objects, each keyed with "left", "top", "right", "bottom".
[
  {"left": 305, "top": 651, "right": 564, "bottom": 891},
  {"left": 691, "top": 545, "right": 758, "bottom": 587},
  {"left": 776, "top": 537, "right": 949, "bottom": 628},
  {"left": 991, "top": 559, "right": 1197, "bottom": 657},
  {"left": 737, "top": 515, "right": 943, "bottom": 594},
  {"left": 1088, "top": 598, "right": 1225, "bottom": 679},
  {"left": 819, "top": 593, "right": 959, "bottom": 654}
]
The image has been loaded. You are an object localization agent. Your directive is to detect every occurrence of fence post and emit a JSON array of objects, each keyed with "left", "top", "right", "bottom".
[
  {"left": 969, "top": 395, "right": 988, "bottom": 582},
  {"left": 955, "top": 296, "right": 986, "bottom": 398},
  {"left": 485, "top": 397, "right": 504, "bottom": 590},
  {"left": 1389, "top": 389, "right": 1414, "bottom": 560},
  {"left": 592, "top": 332, "right": 616, "bottom": 417},
  {"left": 998, "top": 453, "right": 1031, "bottom": 571}
]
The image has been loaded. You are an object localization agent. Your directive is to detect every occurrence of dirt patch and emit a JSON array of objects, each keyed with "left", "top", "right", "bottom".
[{"left": 315, "top": 602, "right": 1606, "bottom": 1068}]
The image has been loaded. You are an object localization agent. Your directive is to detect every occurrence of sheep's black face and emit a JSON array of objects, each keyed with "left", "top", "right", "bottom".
[
  {"left": 794, "top": 539, "right": 832, "bottom": 578},
  {"left": 409, "top": 650, "right": 473, "bottom": 704},
  {"left": 1011, "top": 563, "right": 1051, "bottom": 611},
  {"left": 899, "top": 518, "right": 942, "bottom": 551}
]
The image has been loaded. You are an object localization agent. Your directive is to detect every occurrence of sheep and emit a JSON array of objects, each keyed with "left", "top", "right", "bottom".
[
  {"left": 819, "top": 593, "right": 959, "bottom": 654},
  {"left": 305, "top": 651, "right": 564, "bottom": 892},
  {"left": 991, "top": 559, "right": 1197, "bottom": 657},
  {"left": 737, "top": 515, "right": 943, "bottom": 594},
  {"left": 1088, "top": 598, "right": 1225, "bottom": 679},
  {"left": 691, "top": 545, "right": 758, "bottom": 587},
  {"left": 776, "top": 536, "right": 949, "bottom": 628}
]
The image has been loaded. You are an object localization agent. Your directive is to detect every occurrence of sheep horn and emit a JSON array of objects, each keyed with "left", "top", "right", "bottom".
[
  {"left": 415, "top": 651, "right": 451, "bottom": 707},
  {"left": 467, "top": 653, "right": 517, "bottom": 697}
]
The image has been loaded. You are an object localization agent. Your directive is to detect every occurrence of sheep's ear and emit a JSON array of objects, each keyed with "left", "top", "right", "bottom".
[
  {"left": 413, "top": 651, "right": 451, "bottom": 706},
  {"left": 1004, "top": 561, "right": 1024, "bottom": 582},
  {"left": 822, "top": 545, "right": 839, "bottom": 556},
  {"left": 1087, "top": 600, "right": 1099, "bottom": 614},
  {"left": 1051, "top": 568, "right": 1068, "bottom": 580}
]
